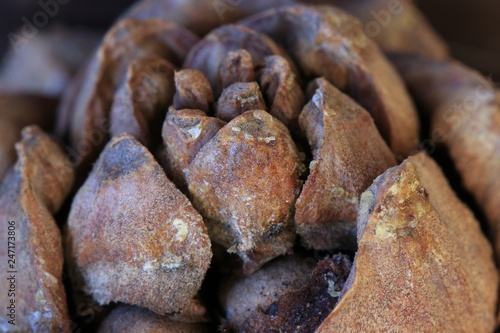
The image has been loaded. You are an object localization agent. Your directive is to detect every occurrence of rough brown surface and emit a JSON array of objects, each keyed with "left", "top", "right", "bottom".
[
  {"left": 98, "top": 305, "right": 211, "bottom": 333},
  {"left": 215, "top": 82, "right": 267, "bottom": 122},
  {"left": 221, "top": 255, "right": 315, "bottom": 329},
  {"left": 67, "top": 135, "right": 212, "bottom": 316},
  {"left": 1, "top": 2, "right": 496, "bottom": 331},
  {"left": 241, "top": 5, "right": 419, "bottom": 157},
  {"left": 162, "top": 108, "right": 226, "bottom": 190},
  {"left": 317, "top": 152, "right": 498, "bottom": 332},
  {"left": 0, "top": 126, "right": 74, "bottom": 332},
  {"left": 217, "top": 50, "right": 256, "bottom": 93},
  {"left": 183, "top": 25, "right": 297, "bottom": 93},
  {"left": 172, "top": 69, "right": 214, "bottom": 114},
  {"left": 236, "top": 254, "right": 352, "bottom": 333},
  {"left": 258, "top": 55, "right": 305, "bottom": 128},
  {"left": 110, "top": 56, "right": 175, "bottom": 147},
  {"left": 393, "top": 56, "right": 500, "bottom": 256},
  {"left": 295, "top": 78, "right": 396, "bottom": 250},
  {"left": 58, "top": 18, "right": 199, "bottom": 166},
  {"left": 187, "top": 110, "right": 300, "bottom": 274}
]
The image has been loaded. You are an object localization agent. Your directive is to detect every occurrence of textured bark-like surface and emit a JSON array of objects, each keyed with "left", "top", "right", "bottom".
[
  {"left": 234, "top": 255, "right": 352, "bottom": 333},
  {"left": 98, "top": 305, "right": 212, "bottom": 333},
  {"left": 304, "top": 0, "right": 449, "bottom": 59},
  {"left": 258, "top": 55, "right": 305, "bottom": 128},
  {"left": 110, "top": 56, "right": 175, "bottom": 147},
  {"left": 0, "top": 27, "right": 100, "bottom": 96},
  {"left": 317, "top": 152, "right": 498, "bottom": 332},
  {"left": 241, "top": 5, "right": 419, "bottom": 157},
  {"left": 218, "top": 50, "right": 256, "bottom": 93},
  {"left": 187, "top": 110, "right": 300, "bottom": 274},
  {"left": 162, "top": 108, "right": 226, "bottom": 190},
  {"left": 0, "top": 126, "right": 74, "bottom": 332},
  {"left": 183, "top": 25, "right": 297, "bottom": 93},
  {"left": 67, "top": 135, "right": 212, "bottom": 316},
  {"left": 295, "top": 78, "right": 396, "bottom": 250},
  {"left": 221, "top": 255, "right": 315, "bottom": 330},
  {"left": 172, "top": 69, "right": 214, "bottom": 114},
  {"left": 123, "top": 0, "right": 298, "bottom": 36},
  {"left": 59, "top": 18, "right": 199, "bottom": 166},
  {"left": 393, "top": 56, "right": 500, "bottom": 254},
  {"left": 215, "top": 82, "right": 267, "bottom": 122}
]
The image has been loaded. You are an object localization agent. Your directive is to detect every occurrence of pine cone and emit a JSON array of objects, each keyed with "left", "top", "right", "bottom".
[{"left": 0, "top": 1, "right": 498, "bottom": 332}]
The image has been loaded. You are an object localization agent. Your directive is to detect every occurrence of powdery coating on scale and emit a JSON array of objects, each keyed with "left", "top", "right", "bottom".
[
  {"left": 241, "top": 5, "right": 419, "bottom": 157},
  {"left": 172, "top": 69, "right": 214, "bottom": 114},
  {"left": 218, "top": 50, "right": 257, "bottom": 92},
  {"left": 67, "top": 135, "right": 212, "bottom": 315},
  {"left": 317, "top": 152, "right": 498, "bottom": 332},
  {"left": 58, "top": 18, "right": 199, "bottom": 166},
  {"left": 215, "top": 82, "right": 267, "bottom": 122},
  {"left": 162, "top": 108, "right": 226, "bottom": 190},
  {"left": 258, "top": 55, "right": 305, "bottom": 128},
  {"left": 110, "top": 56, "right": 176, "bottom": 147},
  {"left": 187, "top": 110, "right": 300, "bottom": 274},
  {"left": 295, "top": 78, "right": 397, "bottom": 250},
  {"left": 0, "top": 126, "right": 74, "bottom": 332},
  {"left": 183, "top": 25, "right": 298, "bottom": 94},
  {"left": 98, "top": 305, "right": 211, "bottom": 333},
  {"left": 392, "top": 55, "right": 500, "bottom": 261}
]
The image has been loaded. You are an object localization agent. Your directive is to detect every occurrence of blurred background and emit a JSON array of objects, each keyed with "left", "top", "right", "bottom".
[
  {"left": 418, "top": 0, "right": 500, "bottom": 84},
  {"left": 0, "top": 0, "right": 499, "bottom": 82}
]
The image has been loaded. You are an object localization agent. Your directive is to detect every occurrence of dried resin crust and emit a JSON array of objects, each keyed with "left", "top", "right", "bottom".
[
  {"left": 241, "top": 5, "right": 419, "bottom": 157},
  {"left": 67, "top": 135, "right": 212, "bottom": 316},
  {"left": 317, "top": 152, "right": 498, "bottom": 332},
  {"left": 0, "top": 126, "right": 74, "bottom": 332}
]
